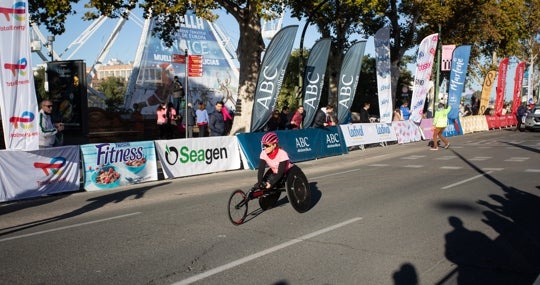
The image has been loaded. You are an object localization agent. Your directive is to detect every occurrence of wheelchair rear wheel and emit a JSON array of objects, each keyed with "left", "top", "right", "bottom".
[{"left": 286, "top": 166, "right": 311, "bottom": 213}]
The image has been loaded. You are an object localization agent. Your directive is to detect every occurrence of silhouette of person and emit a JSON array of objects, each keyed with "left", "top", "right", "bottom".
[{"left": 392, "top": 263, "right": 418, "bottom": 285}]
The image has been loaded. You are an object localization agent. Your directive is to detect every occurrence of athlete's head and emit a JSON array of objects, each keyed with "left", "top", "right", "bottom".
[{"left": 261, "top": 132, "right": 279, "bottom": 152}]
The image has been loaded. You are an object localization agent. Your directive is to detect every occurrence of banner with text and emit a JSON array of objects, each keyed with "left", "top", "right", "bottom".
[
  {"left": 447, "top": 45, "right": 471, "bottom": 119},
  {"left": 0, "top": 0, "right": 39, "bottom": 150},
  {"left": 410, "top": 34, "right": 438, "bottom": 123},
  {"left": 250, "top": 25, "right": 298, "bottom": 132},
  {"left": 374, "top": 27, "right": 393, "bottom": 124},
  {"left": 81, "top": 141, "right": 158, "bottom": 191},
  {"left": 511, "top": 61, "right": 526, "bottom": 115},
  {"left": 302, "top": 38, "right": 331, "bottom": 127},
  {"left": 337, "top": 40, "right": 367, "bottom": 124},
  {"left": 339, "top": 123, "right": 397, "bottom": 147},
  {"left": 0, "top": 146, "right": 80, "bottom": 202},
  {"left": 155, "top": 136, "right": 241, "bottom": 178},
  {"left": 480, "top": 70, "right": 496, "bottom": 115},
  {"left": 495, "top": 58, "right": 509, "bottom": 116}
]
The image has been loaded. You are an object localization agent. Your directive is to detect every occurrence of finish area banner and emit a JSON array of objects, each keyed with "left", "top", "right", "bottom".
[
  {"left": 409, "top": 34, "right": 438, "bottom": 123},
  {"left": 0, "top": 0, "right": 39, "bottom": 150}
]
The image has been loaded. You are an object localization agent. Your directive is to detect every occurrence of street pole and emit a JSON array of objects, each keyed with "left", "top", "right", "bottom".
[{"left": 184, "top": 49, "right": 189, "bottom": 138}]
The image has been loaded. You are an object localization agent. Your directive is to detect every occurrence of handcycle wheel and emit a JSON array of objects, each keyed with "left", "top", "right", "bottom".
[
  {"left": 286, "top": 166, "right": 311, "bottom": 213},
  {"left": 258, "top": 191, "right": 281, "bottom": 211},
  {"left": 228, "top": 189, "right": 248, "bottom": 225}
]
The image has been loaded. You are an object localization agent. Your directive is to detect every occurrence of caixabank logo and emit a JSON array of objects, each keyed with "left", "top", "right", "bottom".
[
  {"left": 0, "top": 1, "right": 26, "bottom": 22},
  {"left": 9, "top": 110, "right": 34, "bottom": 130},
  {"left": 33, "top": 156, "right": 66, "bottom": 176}
]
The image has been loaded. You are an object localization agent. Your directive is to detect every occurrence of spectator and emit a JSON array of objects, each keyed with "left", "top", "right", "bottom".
[
  {"left": 156, "top": 102, "right": 168, "bottom": 139},
  {"left": 196, "top": 102, "right": 209, "bottom": 137},
  {"left": 279, "top": 106, "right": 291, "bottom": 130},
  {"left": 171, "top": 76, "right": 184, "bottom": 111},
  {"left": 182, "top": 102, "right": 196, "bottom": 138},
  {"left": 209, "top": 101, "right": 225, "bottom": 136},
  {"left": 289, "top": 106, "right": 305, "bottom": 129},
  {"left": 392, "top": 108, "right": 402, "bottom": 121},
  {"left": 312, "top": 105, "right": 335, "bottom": 128},
  {"left": 165, "top": 102, "right": 178, "bottom": 139},
  {"left": 39, "top": 100, "right": 64, "bottom": 148},
  {"left": 400, "top": 101, "right": 411, "bottom": 120},
  {"left": 516, "top": 102, "right": 527, "bottom": 132},
  {"left": 359, "top": 102, "right": 371, "bottom": 123},
  {"left": 265, "top": 110, "right": 281, "bottom": 131},
  {"left": 222, "top": 104, "right": 233, "bottom": 135}
]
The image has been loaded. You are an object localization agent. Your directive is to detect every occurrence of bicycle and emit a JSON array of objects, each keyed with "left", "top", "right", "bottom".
[{"left": 227, "top": 165, "right": 311, "bottom": 225}]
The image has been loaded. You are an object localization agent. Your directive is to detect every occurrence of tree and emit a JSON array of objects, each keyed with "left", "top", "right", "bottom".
[
  {"left": 32, "top": 67, "right": 47, "bottom": 101},
  {"left": 97, "top": 77, "right": 127, "bottom": 112},
  {"left": 29, "top": 0, "right": 284, "bottom": 134}
]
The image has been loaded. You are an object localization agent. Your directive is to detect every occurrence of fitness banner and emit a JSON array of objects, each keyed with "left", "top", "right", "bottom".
[
  {"left": 81, "top": 141, "right": 158, "bottom": 191},
  {"left": 374, "top": 27, "right": 393, "bottom": 124},
  {"left": 155, "top": 136, "right": 241, "bottom": 178},
  {"left": 336, "top": 40, "right": 367, "bottom": 124},
  {"left": 250, "top": 25, "right": 298, "bottom": 132},
  {"left": 236, "top": 127, "right": 348, "bottom": 170},
  {"left": 495, "top": 58, "right": 509, "bottom": 116},
  {"left": 447, "top": 45, "right": 471, "bottom": 119},
  {"left": 339, "top": 123, "right": 397, "bottom": 147},
  {"left": 0, "top": 146, "right": 80, "bottom": 202},
  {"left": 302, "top": 38, "right": 331, "bottom": 128},
  {"left": 0, "top": 0, "right": 40, "bottom": 150},
  {"left": 409, "top": 33, "right": 438, "bottom": 123}
]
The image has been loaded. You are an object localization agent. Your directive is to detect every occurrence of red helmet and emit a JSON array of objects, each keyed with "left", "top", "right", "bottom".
[{"left": 261, "top": 132, "right": 279, "bottom": 145}]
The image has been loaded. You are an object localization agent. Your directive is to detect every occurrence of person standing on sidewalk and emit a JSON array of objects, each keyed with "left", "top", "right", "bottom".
[{"left": 431, "top": 103, "right": 451, "bottom": 150}]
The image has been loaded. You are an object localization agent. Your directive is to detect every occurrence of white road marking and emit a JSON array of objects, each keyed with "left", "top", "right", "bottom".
[
  {"left": 435, "top": 156, "right": 456, "bottom": 161},
  {"left": 0, "top": 212, "right": 142, "bottom": 242},
  {"left": 482, "top": 168, "right": 504, "bottom": 171},
  {"left": 368, "top": 164, "right": 389, "bottom": 167},
  {"left": 469, "top": 156, "right": 492, "bottom": 161},
  {"left": 525, "top": 169, "right": 540, "bottom": 173},
  {"left": 440, "top": 166, "right": 463, "bottom": 170},
  {"left": 504, "top": 157, "right": 530, "bottom": 162},
  {"left": 313, "top": 168, "right": 362, "bottom": 179},
  {"left": 442, "top": 171, "right": 494, "bottom": 190},
  {"left": 400, "top": 155, "right": 426, "bottom": 160},
  {"left": 403, "top": 165, "right": 423, "bottom": 168},
  {"left": 173, "top": 217, "right": 363, "bottom": 285}
]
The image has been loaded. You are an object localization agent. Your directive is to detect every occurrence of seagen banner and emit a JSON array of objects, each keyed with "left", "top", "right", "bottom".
[
  {"left": 250, "top": 25, "right": 298, "bottom": 132},
  {"left": 374, "top": 27, "right": 392, "bottom": 124},
  {"left": 302, "top": 38, "right": 331, "bottom": 128},
  {"left": 0, "top": 0, "right": 39, "bottom": 150},
  {"left": 337, "top": 40, "right": 367, "bottom": 124},
  {"left": 447, "top": 45, "right": 471, "bottom": 119},
  {"left": 409, "top": 34, "right": 438, "bottom": 123}
]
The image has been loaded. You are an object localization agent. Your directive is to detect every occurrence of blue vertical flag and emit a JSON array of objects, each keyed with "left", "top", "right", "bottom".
[
  {"left": 337, "top": 40, "right": 367, "bottom": 124},
  {"left": 302, "top": 39, "right": 331, "bottom": 127},
  {"left": 374, "top": 27, "right": 392, "bottom": 123},
  {"left": 250, "top": 25, "right": 298, "bottom": 132},
  {"left": 447, "top": 45, "right": 471, "bottom": 119}
]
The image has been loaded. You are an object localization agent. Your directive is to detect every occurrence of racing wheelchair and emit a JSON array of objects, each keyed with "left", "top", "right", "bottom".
[{"left": 227, "top": 165, "right": 311, "bottom": 225}]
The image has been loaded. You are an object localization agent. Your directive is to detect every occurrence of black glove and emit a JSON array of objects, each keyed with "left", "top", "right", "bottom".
[{"left": 253, "top": 182, "right": 264, "bottom": 190}]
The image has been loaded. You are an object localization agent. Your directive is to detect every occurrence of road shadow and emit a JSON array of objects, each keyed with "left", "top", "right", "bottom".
[
  {"left": 392, "top": 263, "right": 418, "bottom": 285},
  {"left": 0, "top": 182, "right": 170, "bottom": 237},
  {"left": 502, "top": 141, "right": 540, "bottom": 154},
  {"left": 435, "top": 150, "right": 540, "bottom": 284},
  {"left": 0, "top": 191, "right": 76, "bottom": 216}
]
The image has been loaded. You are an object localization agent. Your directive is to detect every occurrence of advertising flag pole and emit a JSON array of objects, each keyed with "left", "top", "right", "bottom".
[{"left": 185, "top": 49, "right": 189, "bottom": 138}]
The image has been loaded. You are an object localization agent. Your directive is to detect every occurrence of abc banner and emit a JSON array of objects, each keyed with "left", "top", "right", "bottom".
[
  {"left": 81, "top": 141, "right": 158, "bottom": 191},
  {"left": 410, "top": 34, "right": 438, "bottom": 123},
  {"left": 0, "top": 146, "right": 80, "bottom": 202},
  {"left": 302, "top": 38, "right": 331, "bottom": 127},
  {"left": 0, "top": 0, "right": 39, "bottom": 150},
  {"left": 155, "top": 136, "right": 241, "bottom": 178},
  {"left": 337, "top": 40, "right": 367, "bottom": 124}
]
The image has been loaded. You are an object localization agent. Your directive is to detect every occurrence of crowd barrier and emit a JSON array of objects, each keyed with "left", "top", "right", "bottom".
[{"left": 0, "top": 115, "right": 518, "bottom": 202}]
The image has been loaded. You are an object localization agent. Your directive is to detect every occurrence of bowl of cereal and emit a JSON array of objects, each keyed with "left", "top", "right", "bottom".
[
  {"left": 92, "top": 165, "right": 121, "bottom": 189},
  {"left": 124, "top": 157, "right": 147, "bottom": 174}
]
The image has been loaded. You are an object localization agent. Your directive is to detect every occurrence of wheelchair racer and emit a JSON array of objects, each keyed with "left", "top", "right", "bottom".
[{"left": 255, "top": 132, "right": 293, "bottom": 191}]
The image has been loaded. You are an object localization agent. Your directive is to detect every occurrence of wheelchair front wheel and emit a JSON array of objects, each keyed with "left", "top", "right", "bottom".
[{"left": 228, "top": 189, "right": 248, "bottom": 225}]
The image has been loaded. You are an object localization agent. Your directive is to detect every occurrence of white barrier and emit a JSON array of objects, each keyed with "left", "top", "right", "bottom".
[
  {"left": 339, "top": 123, "right": 397, "bottom": 147},
  {"left": 391, "top": 120, "right": 422, "bottom": 144}
]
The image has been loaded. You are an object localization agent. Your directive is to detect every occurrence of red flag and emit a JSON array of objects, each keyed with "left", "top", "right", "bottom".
[
  {"left": 495, "top": 58, "right": 509, "bottom": 116},
  {"left": 511, "top": 61, "right": 526, "bottom": 115}
]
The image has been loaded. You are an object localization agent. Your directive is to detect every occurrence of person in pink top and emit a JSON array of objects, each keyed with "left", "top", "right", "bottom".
[{"left": 256, "top": 132, "right": 293, "bottom": 190}]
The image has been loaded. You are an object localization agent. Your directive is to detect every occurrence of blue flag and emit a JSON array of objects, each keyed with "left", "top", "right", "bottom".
[
  {"left": 302, "top": 39, "right": 331, "bottom": 127},
  {"left": 447, "top": 45, "right": 471, "bottom": 119},
  {"left": 337, "top": 41, "right": 366, "bottom": 124},
  {"left": 250, "top": 25, "right": 298, "bottom": 132}
]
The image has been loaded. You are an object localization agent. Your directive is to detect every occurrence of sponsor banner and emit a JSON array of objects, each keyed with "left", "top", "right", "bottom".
[
  {"left": 339, "top": 123, "right": 397, "bottom": 147},
  {"left": 485, "top": 115, "right": 499, "bottom": 129},
  {"left": 442, "top": 118, "right": 463, "bottom": 137},
  {"left": 495, "top": 58, "right": 509, "bottom": 116},
  {"left": 126, "top": 10, "right": 239, "bottom": 116},
  {"left": 250, "top": 25, "right": 298, "bottom": 132},
  {"left": 441, "top": 45, "right": 456, "bottom": 71},
  {"left": 511, "top": 61, "right": 526, "bottom": 115},
  {"left": 0, "top": 146, "right": 80, "bottom": 202},
  {"left": 447, "top": 45, "right": 471, "bottom": 119},
  {"left": 374, "top": 27, "right": 393, "bottom": 124},
  {"left": 302, "top": 38, "right": 331, "bottom": 127},
  {"left": 479, "top": 70, "right": 496, "bottom": 115},
  {"left": 337, "top": 40, "right": 367, "bottom": 124},
  {"left": 0, "top": 0, "right": 39, "bottom": 150},
  {"left": 419, "top": 119, "right": 434, "bottom": 140},
  {"left": 155, "top": 136, "right": 241, "bottom": 178},
  {"left": 410, "top": 34, "right": 438, "bottom": 123},
  {"left": 81, "top": 141, "right": 158, "bottom": 191},
  {"left": 236, "top": 127, "right": 348, "bottom": 170},
  {"left": 391, "top": 120, "right": 422, "bottom": 144}
]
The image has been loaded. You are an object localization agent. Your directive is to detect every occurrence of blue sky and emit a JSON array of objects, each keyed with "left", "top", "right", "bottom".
[{"left": 30, "top": 7, "right": 375, "bottom": 68}]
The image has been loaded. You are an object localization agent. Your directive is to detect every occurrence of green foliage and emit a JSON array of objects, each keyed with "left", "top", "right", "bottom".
[
  {"left": 32, "top": 67, "right": 48, "bottom": 100},
  {"left": 97, "top": 77, "right": 127, "bottom": 112}
]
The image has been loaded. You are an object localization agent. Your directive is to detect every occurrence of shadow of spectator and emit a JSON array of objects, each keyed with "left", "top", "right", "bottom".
[
  {"left": 0, "top": 182, "right": 170, "bottom": 236},
  {"left": 393, "top": 263, "right": 418, "bottom": 285}
]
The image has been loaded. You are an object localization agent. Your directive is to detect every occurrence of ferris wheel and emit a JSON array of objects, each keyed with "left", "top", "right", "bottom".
[{"left": 261, "top": 8, "right": 285, "bottom": 40}]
